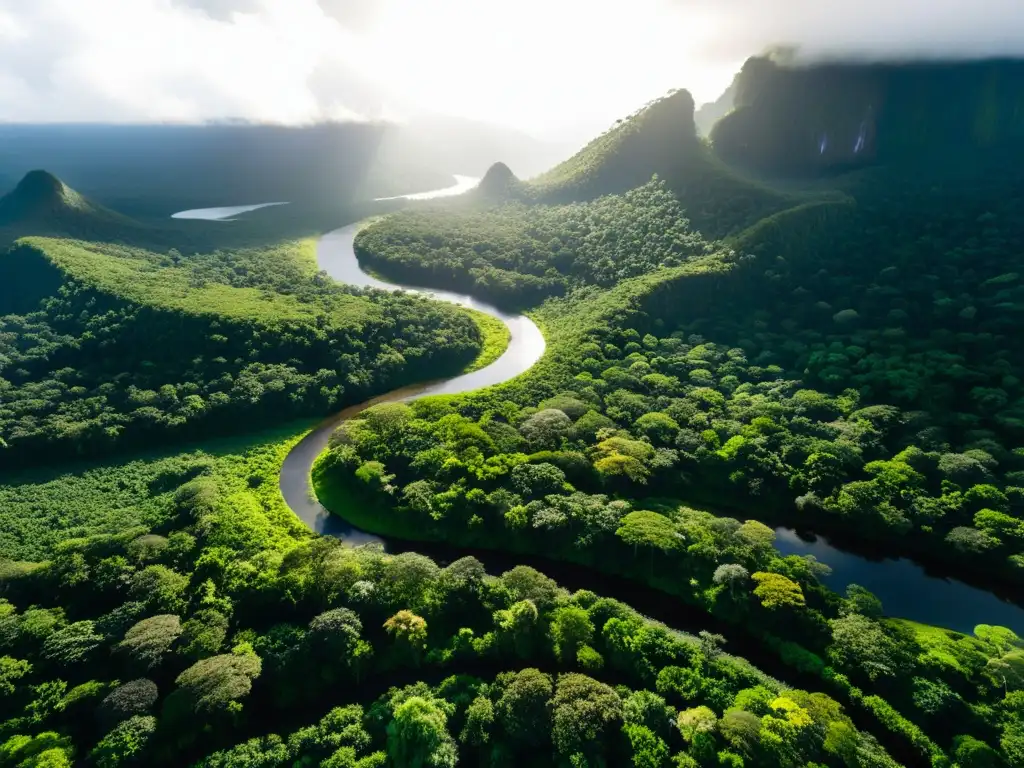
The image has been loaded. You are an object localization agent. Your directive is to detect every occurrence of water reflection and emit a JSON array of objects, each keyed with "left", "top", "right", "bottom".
[
  {"left": 171, "top": 202, "right": 288, "bottom": 221},
  {"left": 774, "top": 527, "right": 1024, "bottom": 634},
  {"left": 375, "top": 175, "right": 479, "bottom": 201}
]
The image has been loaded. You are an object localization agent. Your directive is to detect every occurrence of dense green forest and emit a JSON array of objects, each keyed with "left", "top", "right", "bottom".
[
  {"left": 6, "top": 55, "right": 1024, "bottom": 768},
  {"left": 354, "top": 180, "right": 725, "bottom": 309},
  {"left": 315, "top": 58, "right": 1024, "bottom": 766},
  {"left": 312, "top": 265, "right": 1023, "bottom": 766},
  {"left": 350, "top": 105, "right": 1024, "bottom": 593},
  {"left": 0, "top": 178, "right": 490, "bottom": 467},
  {"left": 0, "top": 445, "right": 903, "bottom": 767}
]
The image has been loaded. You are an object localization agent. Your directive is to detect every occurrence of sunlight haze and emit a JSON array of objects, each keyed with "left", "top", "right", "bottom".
[{"left": 1, "top": 0, "right": 1023, "bottom": 141}]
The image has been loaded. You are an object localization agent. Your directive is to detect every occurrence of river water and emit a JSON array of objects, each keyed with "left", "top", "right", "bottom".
[
  {"left": 774, "top": 527, "right": 1024, "bottom": 633},
  {"left": 374, "top": 174, "right": 480, "bottom": 201},
  {"left": 278, "top": 220, "right": 544, "bottom": 542},
  {"left": 174, "top": 187, "right": 1024, "bottom": 635},
  {"left": 171, "top": 201, "right": 288, "bottom": 221}
]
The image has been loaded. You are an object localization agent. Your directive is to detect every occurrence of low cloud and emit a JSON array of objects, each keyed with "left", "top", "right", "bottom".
[
  {"left": 683, "top": 0, "right": 1024, "bottom": 65},
  {"left": 173, "top": 0, "right": 265, "bottom": 21},
  {"left": 0, "top": 0, "right": 373, "bottom": 124},
  {"left": 0, "top": 0, "right": 1021, "bottom": 138}
]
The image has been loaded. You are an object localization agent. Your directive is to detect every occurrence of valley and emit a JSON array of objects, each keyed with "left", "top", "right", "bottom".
[{"left": 3, "top": 55, "right": 1024, "bottom": 768}]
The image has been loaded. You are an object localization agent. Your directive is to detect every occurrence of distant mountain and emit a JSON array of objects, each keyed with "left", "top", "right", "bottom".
[
  {"left": 376, "top": 114, "right": 572, "bottom": 180},
  {"left": 710, "top": 56, "right": 1024, "bottom": 176},
  {"left": 475, "top": 162, "right": 524, "bottom": 201},
  {"left": 0, "top": 119, "right": 558, "bottom": 217},
  {"left": 695, "top": 80, "right": 736, "bottom": 136},
  {"left": 528, "top": 89, "right": 793, "bottom": 238},
  {"left": 0, "top": 170, "right": 133, "bottom": 232}
]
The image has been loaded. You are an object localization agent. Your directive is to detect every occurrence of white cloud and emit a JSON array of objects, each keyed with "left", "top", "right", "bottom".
[
  {"left": 682, "top": 0, "right": 1024, "bottom": 65},
  {"left": 0, "top": 0, "right": 1022, "bottom": 140},
  {"left": 0, "top": 0, "right": 369, "bottom": 123}
]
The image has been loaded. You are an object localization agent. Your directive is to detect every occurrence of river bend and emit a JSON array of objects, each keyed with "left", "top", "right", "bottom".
[
  {"left": 278, "top": 221, "right": 545, "bottom": 543},
  {"left": 173, "top": 187, "right": 1024, "bottom": 634}
]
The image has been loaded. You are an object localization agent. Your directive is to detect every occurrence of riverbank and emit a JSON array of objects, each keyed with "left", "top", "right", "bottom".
[{"left": 461, "top": 309, "right": 512, "bottom": 373}]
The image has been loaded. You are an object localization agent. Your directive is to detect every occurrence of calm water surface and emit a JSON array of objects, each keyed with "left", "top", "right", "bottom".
[
  {"left": 774, "top": 527, "right": 1024, "bottom": 633},
  {"left": 171, "top": 202, "right": 288, "bottom": 221}
]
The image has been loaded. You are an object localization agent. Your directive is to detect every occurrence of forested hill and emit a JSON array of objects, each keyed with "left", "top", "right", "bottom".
[
  {"left": 711, "top": 56, "right": 1024, "bottom": 175},
  {"left": 532, "top": 89, "right": 700, "bottom": 197},
  {"left": 0, "top": 171, "right": 218, "bottom": 252},
  {"left": 527, "top": 89, "right": 796, "bottom": 239},
  {"left": 0, "top": 171, "right": 135, "bottom": 235},
  {"left": 476, "top": 162, "right": 524, "bottom": 201},
  {"left": 0, "top": 172, "right": 492, "bottom": 467}
]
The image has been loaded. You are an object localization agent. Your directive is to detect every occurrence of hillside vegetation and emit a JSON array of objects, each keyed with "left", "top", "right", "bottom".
[
  {"left": 0, "top": 175, "right": 488, "bottom": 467},
  {"left": 325, "top": 57, "right": 1024, "bottom": 766},
  {"left": 528, "top": 88, "right": 799, "bottom": 238},
  {"left": 0, "top": 171, "right": 128, "bottom": 227},
  {"left": 0, "top": 425, "right": 308, "bottom": 563},
  {"left": 355, "top": 179, "right": 726, "bottom": 309}
]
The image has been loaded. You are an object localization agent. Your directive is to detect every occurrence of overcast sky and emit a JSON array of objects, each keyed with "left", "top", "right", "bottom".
[{"left": 1, "top": 0, "right": 1022, "bottom": 141}]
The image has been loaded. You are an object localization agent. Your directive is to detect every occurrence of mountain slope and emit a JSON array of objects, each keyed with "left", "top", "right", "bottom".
[
  {"left": 0, "top": 170, "right": 138, "bottom": 240},
  {"left": 694, "top": 79, "right": 736, "bottom": 136},
  {"left": 0, "top": 170, "right": 126, "bottom": 223},
  {"left": 528, "top": 89, "right": 796, "bottom": 238},
  {"left": 530, "top": 89, "right": 701, "bottom": 197},
  {"left": 711, "top": 56, "right": 1024, "bottom": 176}
]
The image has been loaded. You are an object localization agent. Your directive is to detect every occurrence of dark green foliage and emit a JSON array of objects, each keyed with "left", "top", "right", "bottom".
[
  {"left": 116, "top": 615, "right": 183, "bottom": 672},
  {"left": 39, "top": 620, "right": 103, "bottom": 667},
  {"left": 712, "top": 56, "right": 1024, "bottom": 175},
  {"left": 494, "top": 668, "right": 553, "bottom": 747},
  {"left": 354, "top": 179, "right": 722, "bottom": 308},
  {"left": 177, "top": 610, "right": 229, "bottom": 661},
  {"left": 89, "top": 715, "right": 158, "bottom": 768},
  {"left": 386, "top": 696, "right": 457, "bottom": 767},
  {"left": 161, "top": 648, "right": 263, "bottom": 729},
  {"left": 0, "top": 465, "right": 887, "bottom": 767},
  {"left": 0, "top": 184, "right": 487, "bottom": 467},
  {"left": 549, "top": 673, "right": 622, "bottom": 765},
  {"left": 99, "top": 679, "right": 159, "bottom": 728}
]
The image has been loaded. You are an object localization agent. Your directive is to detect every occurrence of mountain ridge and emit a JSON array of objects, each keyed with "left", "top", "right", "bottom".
[{"left": 711, "top": 55, "right": 1024, "bottom": 175}]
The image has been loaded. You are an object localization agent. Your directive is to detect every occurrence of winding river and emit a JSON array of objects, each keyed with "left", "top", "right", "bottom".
[
  {"left": 277, "top": 220, "right": 545, "bottom": 543},
  {"left": 174, "top": 185, "right": 1024, "bottom": 635},
  {"left": 374, "top": 174, "right": 480, "bottom": 202}
]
